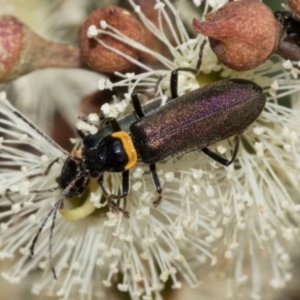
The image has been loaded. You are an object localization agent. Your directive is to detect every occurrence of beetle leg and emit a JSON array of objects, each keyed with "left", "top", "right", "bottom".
[
  {"left": 98, "top": 174, "right": 110, "bottom": 195},
  {"left": 98, "top": 173, "right": 130, "bottom": 218},
  {"left": 121, "top": 170, "right": 130, "bottom": 196},
  {"left": 27, "top": 158, "right": 60, "bottom": 180},
  {"left": 149, "top": 164, "right": 163, "bottom": 207},
  {"left": 76, "top": 129, "right": 86, "bottom": 139},
  {"left": 131, "top": 92, "right": 145, "bottom": 119},
  {"left": 201, "top": 135, "right": 240, "bottom": 166},
  {"left": 170, "top": 40, "right": 207, "bottom": 99},
  {"left": 49, "top": 208, "right": 58, "bottom": 280},
  {"left": 100, "top": 117, "right": 122, "bottom": 132},
  {"left": 107, "top": 195, "right": 130, "bottom": 218},
  {"left": 170, "top": 67, "right": 199, "bottom": 99}
]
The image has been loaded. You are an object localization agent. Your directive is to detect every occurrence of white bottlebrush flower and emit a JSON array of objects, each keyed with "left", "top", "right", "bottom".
[
  {"left": 72, "top": 0, "right": 300, "bottom": 297},
  {"left": 1, "top": 0, "right": 300, "bottom": 300},
  {"left": 0, "top": 91, "right": 215, "bottom": 299}
]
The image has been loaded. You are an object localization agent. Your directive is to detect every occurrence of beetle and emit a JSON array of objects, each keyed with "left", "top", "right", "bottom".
[
  {"left": 13, "top": 49, "right": 266, "bottom": 279},
  {"left": 71, "top": 75, "right": 265, "bottom": 216},
  {"left": 11, "top": 96, "right": 165, "bottom": 279},
  {"left": 275, "top": 10, "right": 300, "bottom": 45}
]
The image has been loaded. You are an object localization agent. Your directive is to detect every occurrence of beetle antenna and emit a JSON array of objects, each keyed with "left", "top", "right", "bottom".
[
  {"left": 49, "top": 208, "right": 58, "bottom": 280},
  {"left": 13, "top": 111, "right": 70, "bottom": 157},
  {"left": 30, "top": 170, "right": 88, "bottom": 279},
  {"left": 30, "top": 206, "right": 55, "bottom": 256}
]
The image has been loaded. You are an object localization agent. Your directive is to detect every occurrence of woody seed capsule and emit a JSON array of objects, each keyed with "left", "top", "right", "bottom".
[
  {"left": 193, "top": 0, "right": 281, "bottom": 71},
  {"left": 0, "top": 15, "right": 82, "bottom": 83},
  {"left": 287, "top": 0, "right": 300, "bottom": 18},
  {"left": 78, "top": 6, "right": 145, "bottom": 73}
]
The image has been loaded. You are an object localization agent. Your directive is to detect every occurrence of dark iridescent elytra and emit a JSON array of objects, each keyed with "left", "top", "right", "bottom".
[{"left": 130, "top": 79, "right": 266, "bottom": 164}]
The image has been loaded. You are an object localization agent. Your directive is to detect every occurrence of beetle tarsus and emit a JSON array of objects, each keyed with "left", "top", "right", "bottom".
[
  {"left": 107, "top": 196, "right": 130, "bottom": 218},
  {"left": 153, "top": 194, "right": 162, "bottom": 207}
]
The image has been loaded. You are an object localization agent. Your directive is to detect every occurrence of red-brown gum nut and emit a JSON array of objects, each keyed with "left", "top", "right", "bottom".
[
  {"left": 78, "top": 6, "right": 145, "bottom": 73},
  {"left": 0, "top": 15, "right": 23, "bottom": 82},
  {"left": 193, "top": 0, "right": 280, "bottom": 71},
  {"left": 287, "top": 0, "right": 300, "bottom": 18}
]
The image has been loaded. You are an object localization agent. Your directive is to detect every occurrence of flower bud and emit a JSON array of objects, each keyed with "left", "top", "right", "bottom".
[
  {"left": 287, "top": 0, "right": 300, "bottom": 18},
  {"left": 193, "top": 0, "right": 281, "bottom": 71},
  {"left": 78, "top": 6, "right": 145, "bottom": 73},
  {"left": 0, "top": 15, "right": 82, "bottom": 83}
]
